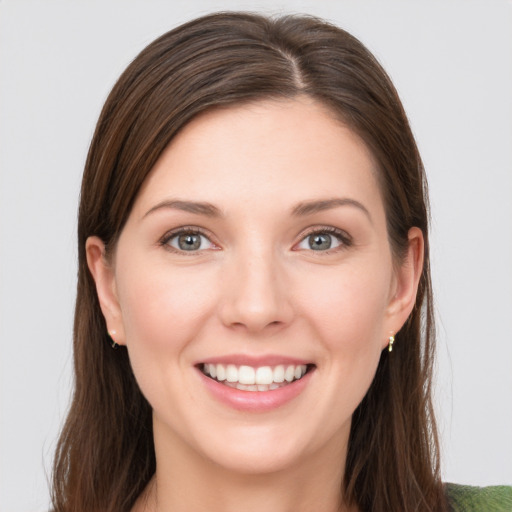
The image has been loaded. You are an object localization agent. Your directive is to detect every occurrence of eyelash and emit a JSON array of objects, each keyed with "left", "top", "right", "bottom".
[
  {"left": 159, "top": 226, "right": 352, "bottom": 254},
  {"left": 296, "top": 226, "right": 352, "bottom": 254},
  {"left": 159, "top": 226, "right": 217, "bottom": 255}
]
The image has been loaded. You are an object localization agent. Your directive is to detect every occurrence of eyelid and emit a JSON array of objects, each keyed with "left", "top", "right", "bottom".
[
  {"left": 159, "top": 226, "right": 219, "bottom": 253},
  {"left": 158, "top": 224, "right": 352, "bottom": 254},
  {"left": 294, "top": 226, "right": 353, "bottom": 252}
]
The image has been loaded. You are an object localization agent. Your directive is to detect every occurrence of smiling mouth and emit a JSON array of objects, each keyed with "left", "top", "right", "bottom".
[{"left": 199, "top": 363, "right": 315, "bottom": 392}]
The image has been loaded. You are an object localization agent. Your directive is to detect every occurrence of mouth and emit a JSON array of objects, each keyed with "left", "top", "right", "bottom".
[{"left": 198, "top": 362, "right": 315, "bottom": 392}]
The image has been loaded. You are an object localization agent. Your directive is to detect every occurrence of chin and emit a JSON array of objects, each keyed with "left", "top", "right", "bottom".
[
  {"left": 192, "top": 422, "right": 324, "bottom": 476},
  {"left": 208, "top": 444, "right": 303, "bottom": 476}
]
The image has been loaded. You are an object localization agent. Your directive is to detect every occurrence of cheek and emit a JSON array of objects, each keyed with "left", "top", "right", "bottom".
[
  {"left": 120, "top": 260, "right": 210, "bottom": 330},
  {"left": 300, "top": 266, "right": 389, "bottom": 421},
  {"left": 298, "top": 260, "right": 391, "bottom": 399},
  {"left": 115, "top": 261, "right": 218, "bottom": 369},
  {"left": 115, "top": 262, "right": 220, "bottom": 415},
  {"left": 300, "top": 262, "right": 391, "bottom": 350}
]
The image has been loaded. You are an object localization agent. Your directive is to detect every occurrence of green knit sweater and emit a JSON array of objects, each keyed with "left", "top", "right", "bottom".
[{"left": 445, "top": 483, "right": 512, "bottom": 511}]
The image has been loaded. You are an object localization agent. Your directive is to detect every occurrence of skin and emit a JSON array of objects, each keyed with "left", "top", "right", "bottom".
[{"left": 87, "top": 97, "right": 423, "bottom": 512}]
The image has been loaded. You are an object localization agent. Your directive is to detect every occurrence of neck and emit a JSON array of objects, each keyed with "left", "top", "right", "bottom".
[{"left": 132, "top": 418, "right": 356, "bottom": 512}]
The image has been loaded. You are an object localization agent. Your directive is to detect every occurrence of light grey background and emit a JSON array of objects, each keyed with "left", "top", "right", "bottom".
[{"left": 1, "top": 1, "right": 511, "bottom": 510}]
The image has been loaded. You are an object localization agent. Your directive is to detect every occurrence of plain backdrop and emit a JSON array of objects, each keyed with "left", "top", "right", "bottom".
[{"left": 1, "top": 1, "right": 511, "bottom": 510}]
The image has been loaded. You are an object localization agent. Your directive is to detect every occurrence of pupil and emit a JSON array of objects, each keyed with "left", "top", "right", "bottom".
[
  {"left": 178, "top": 234, "right": 201, "bottom": 251},
  {"left": 309, "top": 233, "right": 331, "bottom": 250}
]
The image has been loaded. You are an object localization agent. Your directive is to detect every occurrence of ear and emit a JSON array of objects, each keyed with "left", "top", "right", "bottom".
[
  {"left": 86, "top": 236, "right": 126, "bottom": 346},
  {"left": 384, "top": 227, "right": 424, "bottom": 344}
]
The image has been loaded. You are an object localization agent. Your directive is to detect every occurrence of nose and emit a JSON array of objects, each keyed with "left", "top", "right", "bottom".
[{"left": 218, "top": 247, "right": 294, "bottom": 334}]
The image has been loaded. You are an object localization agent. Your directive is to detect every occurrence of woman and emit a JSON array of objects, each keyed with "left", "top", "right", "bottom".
[{"left": 51, "top": 12, "right": 511, "bottom": 512}]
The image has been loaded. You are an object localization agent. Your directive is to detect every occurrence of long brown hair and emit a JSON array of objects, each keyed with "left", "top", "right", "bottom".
[{"left": 52, "top": 12, "right": 446, "bottom": 512}]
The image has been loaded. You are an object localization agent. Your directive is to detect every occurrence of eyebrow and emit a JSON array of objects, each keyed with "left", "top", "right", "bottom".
[
  {"left": 143, "top": 199, "right": 222, "bottom": 219},
  {"left": 291, "top": 198, "right": 372, "bottom": 222},
  {"left": 142, "top": 197, "right": 371, "bottom": 222}
]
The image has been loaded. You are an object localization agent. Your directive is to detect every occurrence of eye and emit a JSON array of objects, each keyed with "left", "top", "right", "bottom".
[
  {"left": 162, "top": 229, "right": 216, "bottom": 252},
  {"left": 296, "top": 228, "right": 350, "bottom": 252}
]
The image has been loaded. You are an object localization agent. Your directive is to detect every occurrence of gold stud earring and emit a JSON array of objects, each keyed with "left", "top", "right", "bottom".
[
  {"left": 108, "top": 330, "right": 118, "bottom": 349},
  {"left": 388, "top": 335, "right": 395, "bottom": 352}
]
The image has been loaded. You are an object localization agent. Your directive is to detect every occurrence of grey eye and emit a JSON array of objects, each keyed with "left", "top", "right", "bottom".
[
  {"left": 178, "top": 234, "right": 201, "bottom": 250},
  {"left": 168, "top": 232, "right": 211, "bottom": 251},
  {"left": 309, "top": 233, "right": 333, "bottom": 250},
  {"left": 297, "top": 231, "right": 343, "bottom": 251}
]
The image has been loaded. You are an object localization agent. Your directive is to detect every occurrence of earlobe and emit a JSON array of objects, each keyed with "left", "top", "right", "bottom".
[
  {"left": 85, "top": 236, "right": 126, "bottom": 346},
  {"left": 385, "top": 227, "right": 424, "bottom": 337}
]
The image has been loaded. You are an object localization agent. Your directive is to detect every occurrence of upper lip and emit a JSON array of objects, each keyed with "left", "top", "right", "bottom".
[{"left": 195, "top": 354, "right": 314, "bottom": 367}]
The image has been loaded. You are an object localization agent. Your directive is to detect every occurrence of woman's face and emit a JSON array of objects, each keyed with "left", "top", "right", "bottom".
[{"left": 89, "top": 97, "right": 421, "bottom": 475}]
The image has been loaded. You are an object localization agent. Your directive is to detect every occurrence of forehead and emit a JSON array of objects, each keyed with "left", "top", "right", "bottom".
[{"left": 132, "top": 97, "right": 383, "bottom": 219}]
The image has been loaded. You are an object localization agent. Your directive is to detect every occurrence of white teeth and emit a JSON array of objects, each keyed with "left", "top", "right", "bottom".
[
  {"left": 284, "top": 365, "right": 295, "bottom": 382},
  {"left": 216, "top": 364, "right": 226, "bottom": 381},
  {"left": 238, "top": 365, "right": 255, "bottom": 384},
  {"left": 202, "top": 363, "right": 309, "bottom": 390},
  {"left": 256, "top": 366, "right": 273, "bottom": 385},
  {"left": 273, "top": 365, "right": 285, "bottom": 383},
  {"left": 226, "top": 364, "right": 238, "bottom": 383}
]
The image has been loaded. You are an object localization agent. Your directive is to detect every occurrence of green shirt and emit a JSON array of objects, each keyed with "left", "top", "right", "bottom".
[{"left": 445, "top": 483, "right": 512, "bottom": 512}]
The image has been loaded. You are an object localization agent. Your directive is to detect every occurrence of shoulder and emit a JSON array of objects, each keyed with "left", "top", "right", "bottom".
[{"left": 444, "top": 483, "right": 512, "bottom": 512}]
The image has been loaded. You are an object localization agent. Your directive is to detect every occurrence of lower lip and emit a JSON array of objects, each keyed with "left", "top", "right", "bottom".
[{"left": 197, "top": 368, "right": 314, "bottom": 412}]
